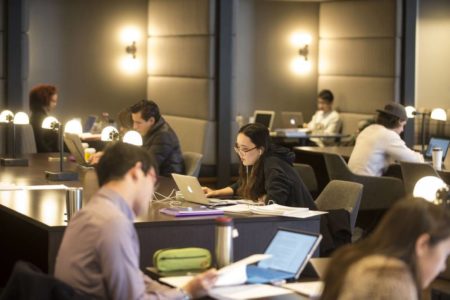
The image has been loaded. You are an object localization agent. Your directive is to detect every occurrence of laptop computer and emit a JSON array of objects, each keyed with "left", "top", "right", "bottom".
[
  {"left": 246, "top": 228, "right": 322, "bottom": 284},
  {"left": 253, "top": 110, "right": 275, "bottom": 130},
  {"left": 425, "top": 137, "right": 450, "bottom": 161},
  {"left": 172, "top": 174, "right": 242, "bottom": 206},
  {"left": 281, "top": 112, "right": 304, "bottom": 129},
  {"left": 64, "top": 133, "right": 94, "bottom": 168},
  {"left": 83, "top": 115, "right": 97, "bottom": 133}
]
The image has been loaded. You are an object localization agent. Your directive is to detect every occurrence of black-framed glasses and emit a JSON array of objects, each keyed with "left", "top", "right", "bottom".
[{"left": 234, "top": 146, "right": 257, "bottom": 156}]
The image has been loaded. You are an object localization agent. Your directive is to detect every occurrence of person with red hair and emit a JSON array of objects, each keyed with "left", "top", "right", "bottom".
[{"left": 29, "top": 84, "right": 59, "bottom": 152}]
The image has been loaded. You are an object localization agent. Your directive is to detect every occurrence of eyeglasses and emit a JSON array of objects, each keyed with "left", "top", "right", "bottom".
[{"left": 234, "top": 146, "right": 257, "bottom": 156}]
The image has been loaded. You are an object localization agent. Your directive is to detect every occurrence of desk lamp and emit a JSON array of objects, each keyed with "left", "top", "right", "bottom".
[
  {"left": 42, "top": 116, "right": 79, "bottom": 181},
  {"left": 123, "top": 130, "right": 143, "bottom": 146},
  {"left": 405, "top": 107, "right": 448, "bottom": 154},
  {"left": 413, "top": 176, "right": 449, "bottom": 206},
  {"left": 101, "top": 126, "right": 120, "bottom": 142},
  {"left": 0, "top": 110, "right": 30, "bottom": 166}
]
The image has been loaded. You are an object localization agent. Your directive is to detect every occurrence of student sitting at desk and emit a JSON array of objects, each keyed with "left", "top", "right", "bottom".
[
  {"left": 304, "top": 89, "right": 341, "bottom": 147},
  {"left": 321, "top": 197, "right": 450, "bottom": 300},
  {"left": 55, "top": 142, "right": 217, "bottom": 300},
  {"left": 204, "top": 123, "right": 316, "bottom": 209},
  {"left": 348, "top": 103, "right": 424, "bottom": 176}
]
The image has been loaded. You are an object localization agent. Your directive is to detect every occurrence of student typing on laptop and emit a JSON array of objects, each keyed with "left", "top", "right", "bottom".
[{"left": 203, "top": 123, "right": 316, "bottom": 209}]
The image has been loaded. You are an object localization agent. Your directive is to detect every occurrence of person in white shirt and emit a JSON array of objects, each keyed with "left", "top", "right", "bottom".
[
  {"left": 348, "top": 103, "right": 424, "bottom": 176},
  {"left": 304, "top": 89, "right": 341, "bottom": 147}
]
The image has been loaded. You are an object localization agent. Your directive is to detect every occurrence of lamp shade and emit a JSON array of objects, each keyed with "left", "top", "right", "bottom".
[
  {"left": 413, "top": 176, "right": 446, "bottom": 202},
  {"left": 13, "top": 112, "right": 29, "bottom": 125},
  {"left": 430, "top": 108, "right": 447, "bottom": 121},
  {"left": 42, "top": 116, "right": 59, "bottom": 129},
  {"left": 123, "top": 130, "right": 143, "bottom": 146},
  {"left": 64, "top": 119, "right": 83, "bottom": 135},
  {"left": 0, "top": 110, "right": 14, "bottom": 123},
  {"left": 405, "top": 106, "right": 416, "bottom": 119},
  {"left": 101, "top": 126, "right": 119, "bottom": 141}
]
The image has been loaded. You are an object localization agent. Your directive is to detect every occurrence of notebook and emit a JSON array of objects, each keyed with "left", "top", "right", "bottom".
[
  {"left": 246, "top": 228, "right": 322, "bottom": 284},
  {"left": 424, "top": 137, "right": 450, "bottom": 161},
  {"left": 253, "top": 110, "right": 275, "bottom": 130},
  {"left": 172, "top": 174, "right": 240, "bottom": 206},
  {"left": 281, "top": 112, "right": 304, "bottom": 129},
  {"left": 64, "top": 133, "right": 94, "bottom": 168}
]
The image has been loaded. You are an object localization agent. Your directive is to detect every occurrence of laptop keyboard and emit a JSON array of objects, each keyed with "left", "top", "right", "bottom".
[{"left": 246, "top": 265, "right": 293, "bottom": 284}]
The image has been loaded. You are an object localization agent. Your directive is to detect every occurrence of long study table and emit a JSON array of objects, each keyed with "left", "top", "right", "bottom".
[{"left": 0, "top": 154, "right": 320, "bottom": 287}]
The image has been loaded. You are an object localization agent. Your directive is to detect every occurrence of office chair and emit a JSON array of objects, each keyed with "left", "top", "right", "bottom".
[
  {"left": 293, "top": 163, "right": 318, "bottom": 197},
  {"left": 323, "top": 153, "right": 404, "bottom": 211},
  {"left": 182, "top": 152, "right": 203, "bottom": 177},
  {"left": 0, "top": 260, "right": 89, "bottom": 300},
  {"left": 315, "top": 180, "right": 363, "bottom": 233},
  {"left": 400, "top": 161, "right": 441, "bottom": 195}
]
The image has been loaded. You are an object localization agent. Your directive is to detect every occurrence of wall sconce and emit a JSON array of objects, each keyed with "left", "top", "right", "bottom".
[
  {"left": 406, "top": 106, "right": 448, "bottom": 153},
  {"left": 123, "top": 130, "right": 143, "bottom": 146},
  {"left": 101, "top": 126, "right": 120, "bottom": 142},
  {"left": 0, "top": 110, "right": 30, "bottom": 166},
  {"left": 120, "top": 26, "right": 141, "bottom": 74},
  {"left": 290, "top": 33, "right": 312, "bottom": 74},
  {"left": 126, "top": 41, "right": 137, "bottom": 59},
  {"left": 42, "top": 116, "right": 78, "bottom": 181}
]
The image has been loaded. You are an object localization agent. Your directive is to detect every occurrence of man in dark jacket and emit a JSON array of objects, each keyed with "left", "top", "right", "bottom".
[{"left": 129, "top": 100, "right": 184, "bottom": 176}]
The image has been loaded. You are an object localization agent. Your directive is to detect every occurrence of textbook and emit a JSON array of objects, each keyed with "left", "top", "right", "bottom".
[{"left": 159, "top": 206, "right": 224, "bottom": 217}]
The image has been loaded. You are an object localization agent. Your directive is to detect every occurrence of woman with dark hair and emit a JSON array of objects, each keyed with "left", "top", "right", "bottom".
[
  {"left": 348, "top": 102, "right": 423, "bottom": 176},
  {"left": 29, "top": 84, "right": 59, "bottom": 153},
  {"left": 321, "top": 197, "right": 450, "bottom": 300},
  {"left": 204, "top": 123, "right": 316, "bottom": 208}
]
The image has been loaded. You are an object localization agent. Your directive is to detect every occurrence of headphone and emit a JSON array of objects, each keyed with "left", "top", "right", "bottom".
[{"left": 259, "top": 150, "right": 262, "bottom": 155}]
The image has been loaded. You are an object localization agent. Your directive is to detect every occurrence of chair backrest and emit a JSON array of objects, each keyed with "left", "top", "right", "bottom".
[
  {"left": 293, "top": 163, "right": 318, "bottom": 194},
  {"left": 323, "top": 153, "right": 405, "bottom": 210},
  {"left": 0, "top": 260, "right": 88, "bottom": 300},
  {"left": 182, "top": 151, "right": 203, "bottom": 177},
  {"left": 315, "top": 180, "right": 363, "bottom": 232},
  {"left": 400, "top": 161, "right": 440, "bottom": 195}
]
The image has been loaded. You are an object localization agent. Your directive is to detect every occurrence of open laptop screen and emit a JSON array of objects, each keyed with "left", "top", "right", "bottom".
[
  {"left": 425, "top": 137, "right": 450, "bottom": 160},
  {"left": 258, "top": 229, "right": 320, "bottom": 274},
  {"left": 253, "top": 110, "right": 275, "bottom": 130}
]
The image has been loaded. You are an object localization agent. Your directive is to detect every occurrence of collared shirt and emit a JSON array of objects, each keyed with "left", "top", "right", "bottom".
[
  {"left": 307, "top": 110, "right": 341, "bottom": 134},
  {"left": 348, "top": 124, "right": 424, "bottom": 176},
  {"left": 55, "top": 187, "right": 184, "bottom": 300}
]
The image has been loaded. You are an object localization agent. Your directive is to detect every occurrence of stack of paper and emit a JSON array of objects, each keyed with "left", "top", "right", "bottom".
[{"left": 221, "top": 203, "right": 327, "bottom": 219}]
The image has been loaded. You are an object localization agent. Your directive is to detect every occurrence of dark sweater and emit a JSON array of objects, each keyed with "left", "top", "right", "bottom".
[
  {"left": 232, "top": 145, "right": 316, "bottom": 209},
  {"left": 30, "top": 110, "right": 59, "bottom": 153},
  {"left": 142, "top": 117, "right": 184, "bottom": 177}
]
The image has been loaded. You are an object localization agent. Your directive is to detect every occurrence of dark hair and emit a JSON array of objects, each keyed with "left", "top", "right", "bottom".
[
  {"left": 321, "top": 197, "right": 450, "bottom": 300},
  {"left": 117, "top": 109, "right": 132, "bottom": 133},
  {"left": 376, "top": 111, "right": 403, "bottom": 129},
  {"left": 129, "top": 100, "right": 161, "bottom": 122},
  {"left": 318, "top": 89, "right": 334, "bottom": 104},
  {"left": 96, "top": 142, "right": 156, "bottom": 186},
  {"left": 236, "top": 123, "right": 270, "bottom": 201},
  {"left": 29, "top": 84, "right": 57, "bottom": 112}
]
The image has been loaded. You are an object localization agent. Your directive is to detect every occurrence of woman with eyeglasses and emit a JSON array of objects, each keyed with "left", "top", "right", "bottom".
[
  {"left": 203, "top": 123, "right": 316, "bottom": 208},
  {"left": 321, "top": 197, "right": 450, "bottom": 300},
  {"left": 29, "top": 84, "right": 60, "bottom": 153}
]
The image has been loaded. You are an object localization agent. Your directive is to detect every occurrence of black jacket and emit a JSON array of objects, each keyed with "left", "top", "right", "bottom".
[
  {"left": 142, "top": 117, "right": 184, "bottom": 177},
  {"left": 232, "top": 145, "right": 316, "bottom": 209},
  {"left": 30, "top": 110, "right": 59, "bottom": 153}
]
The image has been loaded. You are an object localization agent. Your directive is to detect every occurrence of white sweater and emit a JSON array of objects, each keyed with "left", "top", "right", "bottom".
[{"left": 348, "top": 124, "right": 424, "bottom": 176}]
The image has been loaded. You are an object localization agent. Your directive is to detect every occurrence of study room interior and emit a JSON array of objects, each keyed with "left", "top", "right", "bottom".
[{"left": 1, "top": 0, "right": 450, "bottom": 299}]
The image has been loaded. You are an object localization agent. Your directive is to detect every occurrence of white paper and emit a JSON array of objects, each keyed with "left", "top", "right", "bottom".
[
  {"left": 283, "top": 281, "right": 324, "bottom": 298},
  {"left": 209, "top": 284, "right": 292, "bottom": 300}
]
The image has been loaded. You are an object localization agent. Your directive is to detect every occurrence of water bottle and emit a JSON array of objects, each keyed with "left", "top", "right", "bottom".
[
  {"left": 215, "top": 217, "right": 234, "bottom": 268},
  {"left": 65, "top": 187, "right": 83, "bottom": 222}
]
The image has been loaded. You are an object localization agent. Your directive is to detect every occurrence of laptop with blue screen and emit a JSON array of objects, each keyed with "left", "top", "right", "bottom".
[
  {"left": 246, "top": 228, "right": 322, "bottom": 284},
  {"left": 425, "top": 137, "right": 450, "bottom": 161}
]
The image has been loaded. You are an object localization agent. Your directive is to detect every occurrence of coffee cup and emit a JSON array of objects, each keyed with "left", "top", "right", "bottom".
[
  {"left": 84, "top": 148, "right": 96, "bottom": 163},
  {"left": 66, "top": 187, "right": 83, "bottom": 221},
  {"left": 432, "top": 147, "right": 443, "bottom": 170}
]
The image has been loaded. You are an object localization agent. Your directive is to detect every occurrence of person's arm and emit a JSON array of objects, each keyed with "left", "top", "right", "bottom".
[
  {"left": 203, "top": 186, "right": 234, "bottom": 198},
  {"left": 264, "top": 167, "right": 292, "bottom": 206},
  {"left": 323, "top": 112, "right": 341, "bottom": 134},
  {"left": 385, "top": 133, "right": 424, "bottom": 163},
  {"left": 305, "top": 112, "right": 318, "bottom": 130}
]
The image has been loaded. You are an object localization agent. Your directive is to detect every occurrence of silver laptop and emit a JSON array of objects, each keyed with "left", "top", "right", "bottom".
[
  {"left": 246, "top": 228, "right": 322, "bottom": 284},
  {"left": 64, "top": 133, "right": 94, "bottom": 168},
  {"left": 172, "top": 174, "right": 239, "bottom": 206},
  {"left": 281, "top": 112, "right": 304, "bottom": 129}
]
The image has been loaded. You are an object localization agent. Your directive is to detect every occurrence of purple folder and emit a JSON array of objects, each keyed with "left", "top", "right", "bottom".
[{"left": 159, "top": 207, "right": 224, "bottom": 217}]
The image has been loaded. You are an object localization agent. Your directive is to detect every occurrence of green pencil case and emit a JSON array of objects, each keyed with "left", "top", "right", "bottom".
[{"left": 153, "top": 247, "right": 211, "bottom": 272}]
